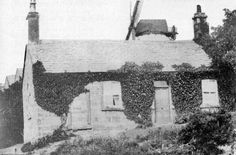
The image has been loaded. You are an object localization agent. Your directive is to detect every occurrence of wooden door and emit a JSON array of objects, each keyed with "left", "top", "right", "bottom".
[
  {"left": 71, "top": 92, "right": 91, "bottom": 130},
  {"left": 154, "top": 87, "right": 171, "bottom": 124}
]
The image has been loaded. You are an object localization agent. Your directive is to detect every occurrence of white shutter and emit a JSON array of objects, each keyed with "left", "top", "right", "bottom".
[
  {"left": 103, "top": 81, "right": 123, "bottom": 109},
  {"left": 201, "top": 79, "right": 220, "bottom": 108}
]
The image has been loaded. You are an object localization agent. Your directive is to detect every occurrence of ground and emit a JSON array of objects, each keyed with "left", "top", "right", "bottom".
[{"left": 1, "top": 112, "right": 236, "bottom": 154}]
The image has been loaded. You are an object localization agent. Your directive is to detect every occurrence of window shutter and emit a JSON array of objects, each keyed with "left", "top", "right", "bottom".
[{"left": 201, "top": 79, "right": 219, "bottom": 108}]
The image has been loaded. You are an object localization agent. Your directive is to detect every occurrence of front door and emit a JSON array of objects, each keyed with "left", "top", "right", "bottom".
[
  {"left": 70, "top": 92, "right": 91, "bottom": 130},
  {"left": 154, "top": 87, "right": 171, "bottom": 124}
]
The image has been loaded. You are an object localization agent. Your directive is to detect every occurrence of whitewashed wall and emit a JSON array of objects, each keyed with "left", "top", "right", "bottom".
[{"left": 23, "top": 51, "right": 60, "bottom": 143}]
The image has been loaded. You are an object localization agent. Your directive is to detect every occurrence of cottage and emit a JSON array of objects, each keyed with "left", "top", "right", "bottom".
[
  {"left": 3, "top": 68, "right": 23, "bottom": 90},
  {"left": 4, "top": 75, "right": 16, "bottom": 89},
  {"left": 23, "top": 1, "right": 225, "bottom": 143}
]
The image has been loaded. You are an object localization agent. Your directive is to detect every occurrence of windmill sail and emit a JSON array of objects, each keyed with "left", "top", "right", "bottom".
[{"left": 126, "top": 0, "right": 144, "bottom": 40}]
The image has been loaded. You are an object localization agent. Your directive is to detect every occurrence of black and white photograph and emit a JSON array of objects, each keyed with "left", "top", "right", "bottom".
[{"left": 0, "top": 0, "right": 236, "bottom": 154}]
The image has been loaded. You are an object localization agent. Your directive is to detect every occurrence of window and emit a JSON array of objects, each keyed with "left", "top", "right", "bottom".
[
  {"left": 201, "top": 79, "right": 219, "bottom": 108},
  {"left": 102, "top": 81, "right": 123, "bottom": 110},
  {"left": 113, "top": 95, "right": 120, "bottom": 106}
]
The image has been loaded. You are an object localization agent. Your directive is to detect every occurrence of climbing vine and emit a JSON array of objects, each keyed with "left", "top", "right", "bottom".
[
  {"left": 33, "top": 61, "right": 234, "bottom": 127},
  {"left": 121, "top": 73, "right": 154, "bottom": 127},
  {"left": 33, "top": 61, "right": 121, "bottom": 116}
]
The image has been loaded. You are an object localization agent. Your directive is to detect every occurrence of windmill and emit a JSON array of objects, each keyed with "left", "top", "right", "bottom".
[{"left": 125, "top": 0, "right": 144, "bottom": 40}]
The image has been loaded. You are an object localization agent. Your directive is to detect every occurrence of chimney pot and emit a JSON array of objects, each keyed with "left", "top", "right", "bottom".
[
  {"left": 197, "top": 5, "right": 202, "bottom": 13},
  {"left": 193, "top": 5, "right": 209, "bottom": 40}
]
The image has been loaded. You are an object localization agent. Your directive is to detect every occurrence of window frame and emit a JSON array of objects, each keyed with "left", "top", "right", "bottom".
[
  {"left": 101, "top": 81, "right": 124, "bottom": 111},
  {"left": 201, "top": 79, "right": 220, "bottom": 108}
]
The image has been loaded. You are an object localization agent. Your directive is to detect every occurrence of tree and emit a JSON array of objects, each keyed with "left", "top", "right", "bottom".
[
  {"left": 0, "top": 79, "right": 23, "bottom": 147},
  {"left": 197, "top": 9, "right": 236, "bottom": 69}
]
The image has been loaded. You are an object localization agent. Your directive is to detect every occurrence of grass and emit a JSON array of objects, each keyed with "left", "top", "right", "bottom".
[{"left": 51, "top": 124, "right": 190, "bottom": 155}]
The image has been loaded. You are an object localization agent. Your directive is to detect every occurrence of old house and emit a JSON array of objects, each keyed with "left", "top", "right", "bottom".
[
  {"left": 4, "top": 75, "right": 16, "bottom": 90},
  {"left": 3, "top": 68, "right": 23, "bottom": 90},
  {"left": 22, "top": 1, "right": 232, "bottom": 143}
]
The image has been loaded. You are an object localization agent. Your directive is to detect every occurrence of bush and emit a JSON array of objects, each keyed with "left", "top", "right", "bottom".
[
  {"left": 175, "top": 112, "right": 195, "bottom": 124},
  {"left": 21, "top": 128, "right": 74, "bottom": 152},
  {"left": 21, "top": 142, "right": 35, "bottom": 152},
  {"left": 178, "top": 109, "right": 234, "bottom": 154}
]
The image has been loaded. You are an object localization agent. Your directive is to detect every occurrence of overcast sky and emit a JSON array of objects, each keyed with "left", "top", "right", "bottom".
[{"left": 0, "top": 0, "right": 236, "bottom": 83}]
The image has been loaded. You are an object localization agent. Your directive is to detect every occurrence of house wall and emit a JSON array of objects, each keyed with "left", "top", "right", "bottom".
[
  {"left": 24, "top": 71, "right": 136, "bottom": 142},
  {"left": 23, "top": 51, "right": 60, "bottom": 143},
  {"left": 24, "top": 67, "right": 224, "bottom": 142},
  {"left": 88, "top": 82, "right": 136, "bottom": 134},
  {"left": 69, "top": 82, "right": 136, "bottom": 136}
]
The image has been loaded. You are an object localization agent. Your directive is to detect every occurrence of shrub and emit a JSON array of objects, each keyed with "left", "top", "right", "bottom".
[
  {"left": 175, "top": 111, "right": 195, "bottom": 124},
  {"left": 178, "top": 109, "right": 234, "bottom": 154},
  {"left": 21, "top": 142, "right": 35, "bottom": 152}
]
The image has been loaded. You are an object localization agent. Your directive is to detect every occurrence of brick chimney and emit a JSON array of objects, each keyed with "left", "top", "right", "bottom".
[
  {"left": 26, "top": 0, "right": 39, "bottom": 44},
  {"left": 192, "top": 5, "right": 209, "bottom": 40}
]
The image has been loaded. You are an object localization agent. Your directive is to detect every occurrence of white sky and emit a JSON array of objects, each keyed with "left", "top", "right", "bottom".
[{"left": 0, "top": 0, "right": 235, "bottom": 83}]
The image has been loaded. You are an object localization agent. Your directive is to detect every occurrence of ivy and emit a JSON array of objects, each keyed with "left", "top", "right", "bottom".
[
  {"left": 33, "top": 61, "right": 234, "bottom": 127},
  {"left": 33, "top": 61, "right": 121, "bottom": 116},
  {"left": 33, "top": 61, "right": 160, "bottom": 126},
  {"left": 172, "top": 63, "right": 196, "bottom": 72},
  {"left": 121, "top": 73, "right": 154, "bottom": 127}
]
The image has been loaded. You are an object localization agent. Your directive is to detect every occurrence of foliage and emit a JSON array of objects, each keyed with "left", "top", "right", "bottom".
[
  {"left": 52, "top": 136, "right": 143, "bottom": 155},
  {"left": 178, "top": 109, "right": 234, "bottom": 154},
  {"left": 121, "top": 73, "right": 154, "bottom": 127},
  {"left": 119, "top": 62, "right": 163, "bottom": 127},
  {"left": 172, "top": 63, "right": 209, "bottom": 72},
  {"left": 52, "top": 126, "right": 193, "bottom": 155},
  {"left": 172, "top": 63, "right": 195, "bottom": 72},
  {"left": 175, "top": 112, "right": 195, "bottom": 124},
  {"left": 116, "top": 61, "right": 163, "bottom": 73},
  {"left": 0, "top": 79, "right": 23, "bottom": 148},
  {"left": 33, "top": 61, "right": 163, "bottom": 127},
  {"left": 21, "top": 127, "right": 75, "bottom": 153},
  {"left": 196, "top": 9, "right": 236, "bottom": 68},
  {"left": 33, "top": 61, "right": 101, "bottom": 116}
]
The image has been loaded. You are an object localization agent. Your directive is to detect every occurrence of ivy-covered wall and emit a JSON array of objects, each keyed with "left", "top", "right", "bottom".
[{"left": 32, "top": 61, "right": 235, "bottom": 126}]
